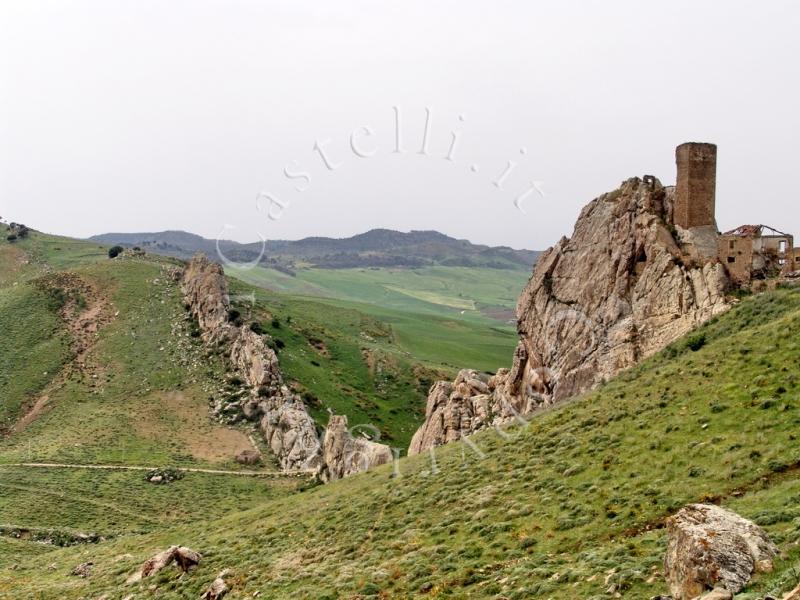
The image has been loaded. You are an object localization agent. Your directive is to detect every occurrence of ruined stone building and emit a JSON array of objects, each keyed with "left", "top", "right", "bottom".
[
  {"left": 672, "top": 142, "right": 797, "bottom": 286},
  {"left": 718, "top": 225, "right": 795, "bottom": 286},
  {"left": 408, "top": 141, "right": 800, "bottom": 455}
]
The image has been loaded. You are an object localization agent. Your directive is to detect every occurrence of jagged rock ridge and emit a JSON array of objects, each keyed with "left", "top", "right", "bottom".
[
  {"left": 410, "top": 176, "right": 731, "bottom": 455},
  {"left": 181, "top": 253, "right": 391, "bottom": 480}
]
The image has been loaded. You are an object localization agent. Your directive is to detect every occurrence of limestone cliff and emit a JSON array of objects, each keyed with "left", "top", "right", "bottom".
[
  {"left": 181, "top": 254, "right": 391, "bottom": 478},
  {"left": 409, "top": 177, "right": 730, "bottom": 455}
]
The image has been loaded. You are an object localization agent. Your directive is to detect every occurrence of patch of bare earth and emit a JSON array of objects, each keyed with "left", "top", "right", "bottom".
[
  {"left": 0, "top": 245, "right": 29, "bottom": 280},
  {"left": 133, "top": 390, "right": 256, "bottom": 463},
  {"left": 9, "top": 272, "right": 114, "bottom": 435}
]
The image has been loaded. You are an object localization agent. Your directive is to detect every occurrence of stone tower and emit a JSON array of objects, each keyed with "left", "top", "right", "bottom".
[{"left": 674, "top": 142, "right": 717, "bottom": 230}]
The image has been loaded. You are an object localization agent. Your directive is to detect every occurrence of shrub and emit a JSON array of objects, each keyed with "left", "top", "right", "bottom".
[
  {"left": 144, "top": 468, "right": 184, "bottom": 484},
  {"left": 6, "top": 234, "right": 17, "bottom": 242},
  {"left": 271, "top": 317, "right": 281, "bottom": 329},
  {"left": 686, "top": 333, "right": 706, "bottom": 352},
  {"left": 250, "top": 321, "right": 264, "bottom": 334},
  {"left": 108, "top": 245, "right": 124, "bottom": 258}
]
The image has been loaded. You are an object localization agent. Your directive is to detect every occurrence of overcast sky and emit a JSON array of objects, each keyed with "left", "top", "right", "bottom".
[{"left": 1, "top": 1, "right": 798, "bottom": 250}]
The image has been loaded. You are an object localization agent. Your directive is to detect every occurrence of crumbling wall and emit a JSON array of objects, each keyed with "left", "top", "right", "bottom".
[{"left": 718, "top": 235, "right": 754, "bottom": 286}]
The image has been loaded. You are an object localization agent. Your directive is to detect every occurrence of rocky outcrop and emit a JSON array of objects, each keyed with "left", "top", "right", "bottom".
[
  {"left": 322, "top": 415, "right": 394, "bottom": 481},
  {"left": 128, "top": 545, "right": 201, "bottom": 583},
  {"left": 664, "top": 503, "right": 778, "bottom": 599},
  {"left": 230, "top": 328, "right": 282, "bottom": 394},
  {"left": 181, "top": 254, "right": 232, "bottom": 343},
  {"left": 410, "top": 177, "right": 731, "bottom": 454},
  {"left": 201, "top": 569, "right": 232, "bottom": 600},
  {"left": 182, "top": 253, "right": 390, "bottom": 478},
  {"left": 409, "top": 370, "right": 494, "bottom": 455},
  {"left": 259, "top": 395, "right": 324, "bottom": 472}
]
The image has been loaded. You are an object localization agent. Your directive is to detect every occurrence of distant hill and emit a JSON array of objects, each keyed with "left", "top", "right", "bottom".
[{"left": 88, "top": 228, "right": 540, "bottom": 271}]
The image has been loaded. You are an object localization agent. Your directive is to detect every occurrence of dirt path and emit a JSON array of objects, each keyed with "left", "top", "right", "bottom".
[
  {"left": 0, "top": 462, "right": 314, "bottom": 478},
  {"left": 9, "top": 273, "right": 113, "bottom": 435}
]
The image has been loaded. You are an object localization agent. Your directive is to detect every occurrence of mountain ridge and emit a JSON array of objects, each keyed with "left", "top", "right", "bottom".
[{"left": 88, "top": 228, "right": 540, "bottom": 271}]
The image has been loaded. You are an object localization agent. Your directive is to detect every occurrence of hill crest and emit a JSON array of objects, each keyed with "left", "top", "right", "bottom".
[{"left": 88, "top": 228, "right": 539, "bottom": 271}]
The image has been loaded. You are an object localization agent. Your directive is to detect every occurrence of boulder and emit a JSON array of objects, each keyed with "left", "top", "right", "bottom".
[
  {"left": 70, "top": 562, "right": 93, "bottom": 578},
  {"left": 173, "top": 546, "right": 202, "bottom": 572},
  {"left": 130, "top": 545, "right": 202, "bottom": 582},
  {"left": 409, "top": 371, "right": 494, "bottom": 455},
  {"left": 235, "top": 449, "right": 262, "bottom": 465},
  {"left": 664, "top": 503, "right": 778, "bottom": 599},
  {"left": 201, "top": 568, "right": 232, "bottom": 600}
]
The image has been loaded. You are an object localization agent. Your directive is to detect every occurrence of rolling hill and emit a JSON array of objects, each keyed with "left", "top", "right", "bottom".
[
  {"left": 88, "top": 228, "right": 540, "bottom": 271},
  {"left": 2, "top": 223, "right": 800, "bottom": 597}
]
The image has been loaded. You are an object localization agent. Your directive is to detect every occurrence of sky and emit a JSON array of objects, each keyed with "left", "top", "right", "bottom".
[{"left": 1, "top": 0, "right": 798, "bottom": 251}]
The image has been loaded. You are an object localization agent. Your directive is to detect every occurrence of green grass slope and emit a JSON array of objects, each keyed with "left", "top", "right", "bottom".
[
  {"left": 229, "top": 264, "right": 528, "bottom": 324},
  {"left": 2, "top": 287, "right": 799, "bottom": 599},
  {"left": 0, "top": 229, "right": 521, "bottom": 577},
  {"left": 223, "top": 275, "right": 518, "bottom": 448},
  {"left": 0, "top": 282, "right": 70, "bottom": 429},
  {"left": 0, "top": 232, "right": 307, "bottom": 565}
]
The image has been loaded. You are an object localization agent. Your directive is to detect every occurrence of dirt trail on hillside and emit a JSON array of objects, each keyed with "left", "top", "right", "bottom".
[
  {"left": 8, "top": 273, "right": 114, "bottom": 435},
  {"left": 0, "top": 462, "right": 314, "bottom": 477}
]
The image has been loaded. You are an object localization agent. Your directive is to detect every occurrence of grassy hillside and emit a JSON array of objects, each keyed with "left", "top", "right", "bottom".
[
  {"left": 2, "top": 284, "right": 800, "bottom": 598},
  {"left": 229, "top": 265, "right": 528, "bottom": 324},
  {"left": 0, "top": 231, "right": 310, "bottom": 579},
  {"left": 221, "top": 270, "right": 521, "bottom": 445},
  {"left": 0, "top": 228, "right": 523, "bottom": 584}
]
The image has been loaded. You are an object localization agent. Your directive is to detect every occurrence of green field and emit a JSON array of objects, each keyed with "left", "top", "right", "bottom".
[
  {"left": 228, "top": 264, "right": 528, "bottom": 323},
  {"left": 2, "top": 285, "right": 800, "bottom": 598}
]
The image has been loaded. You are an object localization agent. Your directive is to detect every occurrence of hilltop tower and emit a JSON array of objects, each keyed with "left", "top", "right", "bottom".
[{"left": 674, "top": 142, "right": 717, "bottom": 230}]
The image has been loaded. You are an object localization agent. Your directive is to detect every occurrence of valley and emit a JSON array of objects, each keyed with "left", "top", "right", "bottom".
[{"left": 2, "top": 151, "right": 799, "bottom": 599}]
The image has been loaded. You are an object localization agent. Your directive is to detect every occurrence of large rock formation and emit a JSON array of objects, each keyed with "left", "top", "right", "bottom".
[
  {"left": 410, "top": 177, "right": 730, "bottom": 454},
  {"left": 664, "top": 503, "right": 778, "bottom": 599},
  {"left": 181, "top": 255, "right": 232, "bottom": 343},
  {"left": 181, "top": 254, "right": 390, "bottom": 478},
  {"left": 322, "top": 415, "right": 393, "bottom": 481}
]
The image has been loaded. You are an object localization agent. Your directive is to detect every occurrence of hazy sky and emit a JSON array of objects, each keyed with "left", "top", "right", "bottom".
[{"left": 1, "top": 1, "right": 798, "bottom": 250}]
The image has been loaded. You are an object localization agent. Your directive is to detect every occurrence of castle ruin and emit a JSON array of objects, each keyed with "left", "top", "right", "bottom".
[
  {"left": 675, "top": 142, "right": 717, "bottom": 230},
  {"left": 673, "top": 142, "right": 797, "bottom": 287}
]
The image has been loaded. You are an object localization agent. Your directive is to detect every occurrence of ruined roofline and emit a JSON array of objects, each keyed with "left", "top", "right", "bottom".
[{"left": 723, "top": 224, "right": 793, "bottom": 238}]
